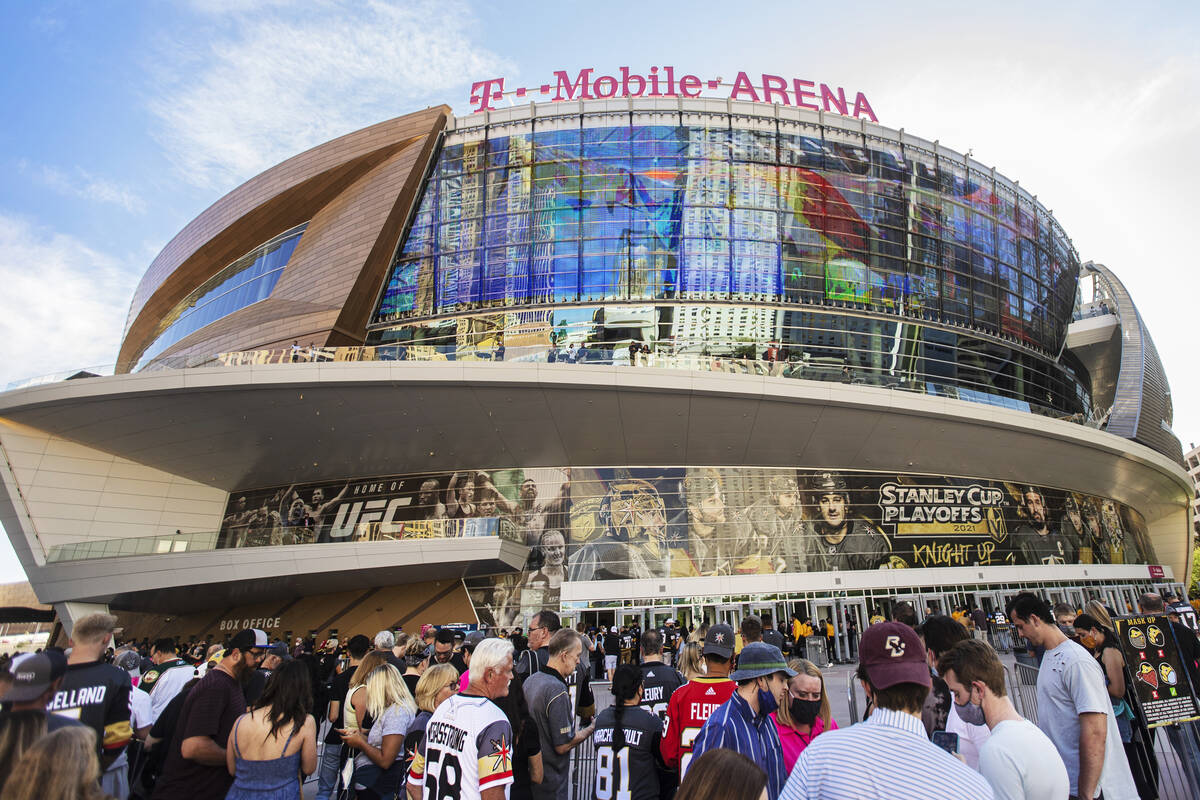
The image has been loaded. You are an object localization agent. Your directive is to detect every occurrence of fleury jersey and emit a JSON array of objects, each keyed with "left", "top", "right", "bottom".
[
  {"left": 409, "top": 693, "right": 514, "bottom": 800},
  {"left": 48, "top": 660, "right": 133, "bottom": 759},
  {"left": 638, "top": 662, "right": 686, "bottom": 734},
  {"left": 660, "top": 676, "right": 736, "bottom": 774},
  {"left": 592, "top": 705, "right": 664, "bottom": 800}
]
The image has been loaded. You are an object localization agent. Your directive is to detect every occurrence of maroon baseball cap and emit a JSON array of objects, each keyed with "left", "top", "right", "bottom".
[{"left": 858, "top": 622, "right": 931, "bottom": 689}]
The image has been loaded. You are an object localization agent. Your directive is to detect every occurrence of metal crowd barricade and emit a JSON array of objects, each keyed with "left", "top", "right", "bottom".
[
  {"left": 1007, "top": 661, "right": 1040, "bottom": 725},
  {"left": 1006, "top": 660, "right": 1200, "bottom": 799},
  {"left": 568, "top": 734, "right": 597, "bottom": 800},
  {"left": 846, "top": 671, "right": 861, "bottom": 723}
]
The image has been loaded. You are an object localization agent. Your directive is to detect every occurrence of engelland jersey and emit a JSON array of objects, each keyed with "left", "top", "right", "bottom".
[
  {"left": 409, "top": 693, "right": 514, "bottom": 800},
  {"left": 48, "top": 660, "right": 133, "bottom": 758},
  {"left": 660, "top": 676, "right": 736, "bottom": 774}
]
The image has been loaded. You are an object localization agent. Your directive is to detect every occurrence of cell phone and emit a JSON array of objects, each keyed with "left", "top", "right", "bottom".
[{"left": 932, "top": 731, "right": 959, "bottom": 754}]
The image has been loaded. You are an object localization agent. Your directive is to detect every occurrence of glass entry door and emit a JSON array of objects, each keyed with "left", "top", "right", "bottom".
[
  {"left": 716, "top": 604, "right": 741, "bottom": 628},
  {"left": 811, "top": 599, "right": 837, "bottom": 665},
  {"left": 836, "top": 598, "right": 868, "bottom": 662}
]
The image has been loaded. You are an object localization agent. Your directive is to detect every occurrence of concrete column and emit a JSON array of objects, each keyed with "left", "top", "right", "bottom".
[{"left": 54, "top": 601, "right": 110, "bottom": 638}]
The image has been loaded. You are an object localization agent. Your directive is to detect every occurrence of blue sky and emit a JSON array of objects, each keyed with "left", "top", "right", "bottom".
[{"left": 0, "top": 0, "right": 1198, "bottom": 581}]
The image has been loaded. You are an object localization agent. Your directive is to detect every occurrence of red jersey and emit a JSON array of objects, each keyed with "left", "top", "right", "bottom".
[{"left": 660, "top": 675, "right": 736, "bottom": 775}]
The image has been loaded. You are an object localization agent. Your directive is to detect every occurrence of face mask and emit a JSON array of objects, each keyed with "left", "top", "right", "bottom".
[
  {"left": 790, "top": 697, "right": 821, "bottom": 725},
  {"left": 757, "top": 681, "right": 779, "bottom": 715},
  {"left": 955, "top": 689, "right": 986, "bottom": 726}
]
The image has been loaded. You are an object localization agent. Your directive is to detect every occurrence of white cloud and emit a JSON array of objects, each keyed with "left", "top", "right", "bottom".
[
  {"left": 862, "top": 48, "right": 1200, "bottom": 447},
  {"left": 21, "top": 162, "right": 146, "bottom": 214},
  {"left": 0, "top": 215, "right": 139, "bottom": 388},
  {"left": 149, "top": 0, "right": 511, "bottom": 190}
]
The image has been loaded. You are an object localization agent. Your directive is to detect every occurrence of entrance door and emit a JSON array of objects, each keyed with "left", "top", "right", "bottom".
[
  {"left": 837, "top": 598, "right": 868, "bottom": 662},
  {"left": 716, "top": 604, "right": 741, "bottom": 628},
  {"left": 920, "top": 592, "right": 955, "bottom": 618},
  {"left": 970, "top": 590, "right": 1001, "bottom": 616},
  {"left": 649, "top": 606, "right": 674, "bottom": 631},
  {"left": 811, "top": 599, "right": 837, "bottom": 664},
  {"left": 891, "top": 593, "right": 924, "bottom": 623},
  {"left": 750, "top": 602, "right": 785, "bottom": 639},
  {"left": 1063, "top": 587, "right": 1086, "bottom": 612},
  {"left": 1117, "top": 585, "right": 1139, "bottom": 615},
  {"left": 620, "top": 609, "right": 647, "bottom": 633}
]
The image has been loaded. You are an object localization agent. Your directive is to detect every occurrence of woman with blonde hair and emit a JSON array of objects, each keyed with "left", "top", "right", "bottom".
[
  {"left": 0, "top": 710, "right": 47, "bottom": 782},
  {"left": 339, "top": 663, "right": 417, "bottom": 799},
  {"left": 1084, "top": 599, "right": 1116, "bottom": 632},
  {"left": 404, "top": 663, "right": 459, "bottom": 759},
  {"left": 676, "top": 641, "right": 705, "bottom": 681},
  {"left": 1, "top": 725, "right": 112, "bottom": 800},
  {"left": 344, "top": 650, "right": 389, "bottom": 733},
  {"left": 770, "top": 657, "right": 837, "bottom": 772}
]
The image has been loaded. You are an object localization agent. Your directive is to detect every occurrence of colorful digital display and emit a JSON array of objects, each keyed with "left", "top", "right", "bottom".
[
  {"left": 221, "top": 466, "right": 1152, "bottom": 631},
  {"left": 372, "top": 122, "right": 1079, "bottom": 355}
]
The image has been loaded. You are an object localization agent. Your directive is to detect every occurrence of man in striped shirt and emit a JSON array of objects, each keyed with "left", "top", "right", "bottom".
[
  {"left": 779, "top": 622, "right": 993, "bottom": 800},
  {"left": 690, "top": 642, "right": 793, "bottom": 799}
]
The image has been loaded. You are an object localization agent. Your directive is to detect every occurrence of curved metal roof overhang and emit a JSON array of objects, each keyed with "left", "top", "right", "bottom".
[
  {"left": 0, "top": 362, "right": 1191, "bottom": 576},
  {"left": 26, "top": 536, "right": 528, "bottom": 612},
  {"left": 119, "top": 107, "right": 451, "bottom": 367}
]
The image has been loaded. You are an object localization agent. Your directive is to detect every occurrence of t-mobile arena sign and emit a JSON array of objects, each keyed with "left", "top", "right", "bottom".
[{"left": 469, "top": 67, "right": 877, "bottom": 122}]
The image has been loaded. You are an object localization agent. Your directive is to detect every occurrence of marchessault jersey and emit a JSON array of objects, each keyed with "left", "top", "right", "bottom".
[
  {"left": 592, "top": 705, "right": 663, "bottom": 800},
  {"left": 637, "top": 661, "right": 686, "bottom": 734},
  {"left": 409, "top": 693, "right": 514, "bottom": 800},
  {"left": 660, "top": 676, "right": 736, "bottom": 775}
]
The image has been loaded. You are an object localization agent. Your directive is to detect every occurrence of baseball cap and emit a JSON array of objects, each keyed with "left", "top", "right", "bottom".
[
  {"left": 3, "top": 651, "right": 67, "bottom": 702},
  {"left": 267, "top": 642, "right": 292, "bottom": 661},
  {"left": 703, "top": 624, "right": 735, "bottom": 659},
  {"left": 463, "top": 631, "right": 487, "bottom": 651},
  {"left": 729, "top": 643, "right": 796, "bottom": 681},
  {"left": 228, "top": 628, "right": 269, "bottom": 653},
  {"left": 113, "top": 650, "right": 142, "bottom": 673},
  {"left": 858, "top": 622, "right": 931, "bottom": 689}
]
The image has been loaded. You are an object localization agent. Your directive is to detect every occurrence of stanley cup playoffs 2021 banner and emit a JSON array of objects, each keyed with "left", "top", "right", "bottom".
[{"left": 219, "top": 466, "right": 1153, "bottom": 629}]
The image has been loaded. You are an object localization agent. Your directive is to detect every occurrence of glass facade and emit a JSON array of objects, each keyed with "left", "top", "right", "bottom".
[
  {"left": 368, "top": 303, "right": 1091, "bottom": 419},
  {"left": 373, "top": 113, "right": 1079, "bottom": 357},
  {"left": 215, "top": 465, "right": 1155, "bottom": 631},
  {"left": 135, "top": 223, "right": 308, "bottom": 368}
]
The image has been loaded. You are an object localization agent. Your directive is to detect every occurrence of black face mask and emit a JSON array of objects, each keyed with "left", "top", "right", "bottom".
[{"left": 790, "top": 697, "right": 821, "bottom": 725}]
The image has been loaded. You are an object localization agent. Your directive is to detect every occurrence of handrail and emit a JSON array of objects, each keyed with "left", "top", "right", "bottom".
[
  {"left": 45, "top": 516, "right": 524, "bottom": 564},
  {"left": 4, "top": 343, "right": 1102, "bottom": 430}
]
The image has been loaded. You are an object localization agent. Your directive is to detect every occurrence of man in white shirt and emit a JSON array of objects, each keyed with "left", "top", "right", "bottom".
[
  {"left": 938, "top": 638, "right": 1068, "bottom": 799},
  {"left": 1008, "top": 592, "right": 1137, "bottom": 800},
  {"left": 141, "top": 637, "right": 196, "bottom": 724}
]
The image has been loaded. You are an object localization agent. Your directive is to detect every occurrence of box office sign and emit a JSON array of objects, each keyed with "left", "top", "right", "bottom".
[{"left": 1113, "top": 615, "right": 1200, "bottom": 727}]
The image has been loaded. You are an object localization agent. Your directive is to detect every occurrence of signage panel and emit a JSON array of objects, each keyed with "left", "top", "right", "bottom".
[{"left": 1114, "top": 615, "right": 1200, "bottom": 727}]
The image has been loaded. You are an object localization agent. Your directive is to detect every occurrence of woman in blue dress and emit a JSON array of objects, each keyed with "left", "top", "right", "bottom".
[{"left": 225, "top": 659, "right": 318, "bottom": 799}]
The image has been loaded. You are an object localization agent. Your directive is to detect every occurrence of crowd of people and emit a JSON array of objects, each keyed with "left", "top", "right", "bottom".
[{"left": 0, "top": 590, "right": 1198, "bottom": 800}]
